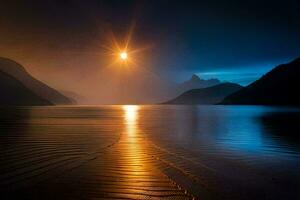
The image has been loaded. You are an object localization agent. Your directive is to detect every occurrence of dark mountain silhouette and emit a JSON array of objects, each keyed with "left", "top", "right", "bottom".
[
  {"left": 0, "top": 57, "right": 73, "bottom": 105},
  {"left": 175, "top": 74, "right": 221, "bottom": 94},
  {"left": 221, "top": 57, "right": 300, "bottom": 105},
  {"left": 0, "top": 71, "right": 50, "bottom": 105},
  {"left": 164, "top": 83, "right": 243, "bottom": 104}
]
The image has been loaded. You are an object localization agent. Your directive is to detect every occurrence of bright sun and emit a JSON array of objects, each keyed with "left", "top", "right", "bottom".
[
  {"left": 101, "top": 24, "right": 151, "bottom": 68},
  {"left": 120, "top": 52, "right": 128, "bottom": 60}
]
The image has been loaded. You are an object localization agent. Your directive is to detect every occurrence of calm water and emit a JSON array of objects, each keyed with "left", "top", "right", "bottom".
[
  {"left": 142, "top": 105, "right": 300, "bottom": 161},
  {"left": 0, "top": 105, "right": 299, "bottom": 199}
]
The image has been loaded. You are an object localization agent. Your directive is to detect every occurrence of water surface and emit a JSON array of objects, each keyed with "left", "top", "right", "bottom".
[{"left": 0, "top": 105, "right": 299, "bottom": 199}]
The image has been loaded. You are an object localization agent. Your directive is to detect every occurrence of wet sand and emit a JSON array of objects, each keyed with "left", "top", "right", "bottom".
[{"left": 0, "top": 106, "right": 299, "bottom": 199}]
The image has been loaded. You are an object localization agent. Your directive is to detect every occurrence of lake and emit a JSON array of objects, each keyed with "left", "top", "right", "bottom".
[{"left": 0, "top": 105, "right": 299, "bottom": 199}]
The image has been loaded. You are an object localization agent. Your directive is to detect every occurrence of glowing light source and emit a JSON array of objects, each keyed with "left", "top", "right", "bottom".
[
  {"left": 100, "top": 23, "right": 152, "bottom": 70},
  {"left": 120, "top": 52, "right": 128, "bottom": 60}
]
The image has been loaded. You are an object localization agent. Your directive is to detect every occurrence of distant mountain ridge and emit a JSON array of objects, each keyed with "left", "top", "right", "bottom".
[
  {"left": 60, "top": 90, "right": 85, "bottom": 104},
  {"left": 0, "top": 57, "right": 73, "bottom": 105},
  {"left": 221, "top": 57, "right": 300, "bottom": 105},
  {"left": 175, "top": 74, "right": 221, "bottom": 94},
  {"left": 164, "top": 82, "right": 243, "bottom": 104}
]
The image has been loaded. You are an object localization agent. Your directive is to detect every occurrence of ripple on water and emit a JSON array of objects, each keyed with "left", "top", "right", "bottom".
[{"left": 0, "top": 105, "right": 300, "bottom": 200}]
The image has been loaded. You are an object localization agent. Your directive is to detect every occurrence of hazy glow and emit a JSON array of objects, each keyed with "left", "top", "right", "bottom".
[{"left": 120, "top": 52, "right": 128, "bottom": 60}]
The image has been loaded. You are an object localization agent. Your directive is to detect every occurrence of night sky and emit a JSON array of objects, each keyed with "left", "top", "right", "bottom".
[{"left": 0, "top": 0, "right": 300, "bottom": 102}]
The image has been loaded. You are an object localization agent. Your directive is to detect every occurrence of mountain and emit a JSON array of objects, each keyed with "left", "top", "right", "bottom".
[
  {"left": 60, "top": 90, "right": 85, "bottom": 104},
  {"left": 0, "top": 71, "right": 51, "bottom": 105},
  {"left": 221, "top": 58, "right": 300, "bottom": 105},
  {"left": 176, "top": 74, "right": 221, "bottom": 94},
  {"left": 0, "top": 57, "right": 73, "bottom": 105},
  {"left": 164, "top": 83, "right": 243, "bottom": 104}
]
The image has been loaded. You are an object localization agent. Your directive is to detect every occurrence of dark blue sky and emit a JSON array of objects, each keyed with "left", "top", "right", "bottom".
[
  {"left": 1, "top": 0, "right": 300, "bottom": 85},
  {"left": 140, "top": 0, "right": 300, "bottom": 84}
]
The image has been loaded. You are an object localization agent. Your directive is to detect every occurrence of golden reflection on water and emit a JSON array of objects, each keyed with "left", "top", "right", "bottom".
[
  {"left": 122, "top": 105, "right": 144, "bottom": 176},
  {"left": 123, "top": 105, "right": 140, "bottom": 136}
]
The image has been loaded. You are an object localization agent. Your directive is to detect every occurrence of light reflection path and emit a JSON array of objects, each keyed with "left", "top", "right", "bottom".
[
  {"left": 1, "top": 106, "right": 297, "bottom": 199},
  {"left": 0, "top": 106, "right": 192, "bottom": 199},
  {"left": 123, "top": 105, "right": 142, "bottom": 175},
  {"left": 54, "top": 105, "right": 192, "bottom": 199}
]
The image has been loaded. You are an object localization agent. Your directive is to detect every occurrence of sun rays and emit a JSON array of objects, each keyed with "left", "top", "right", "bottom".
[{"left": 98, "top": 22, "right": 153, "bottom": 72}]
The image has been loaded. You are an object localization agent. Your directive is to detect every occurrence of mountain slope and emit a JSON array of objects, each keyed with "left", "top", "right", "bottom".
[
  {"left": 164, "top": 83, "right": 243, "bottom": 104},
  {"left": 0, "top": 57, "right": 73, "bottom": 105},
  {"left": 0, "top": 71, "right": 51, "bottom": 105},
  {"left": 60, "top": 90, "right": 84, "bottom": 104},
  {"left": 221, "top": 58, "right": 300, "bottom": 105}
]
